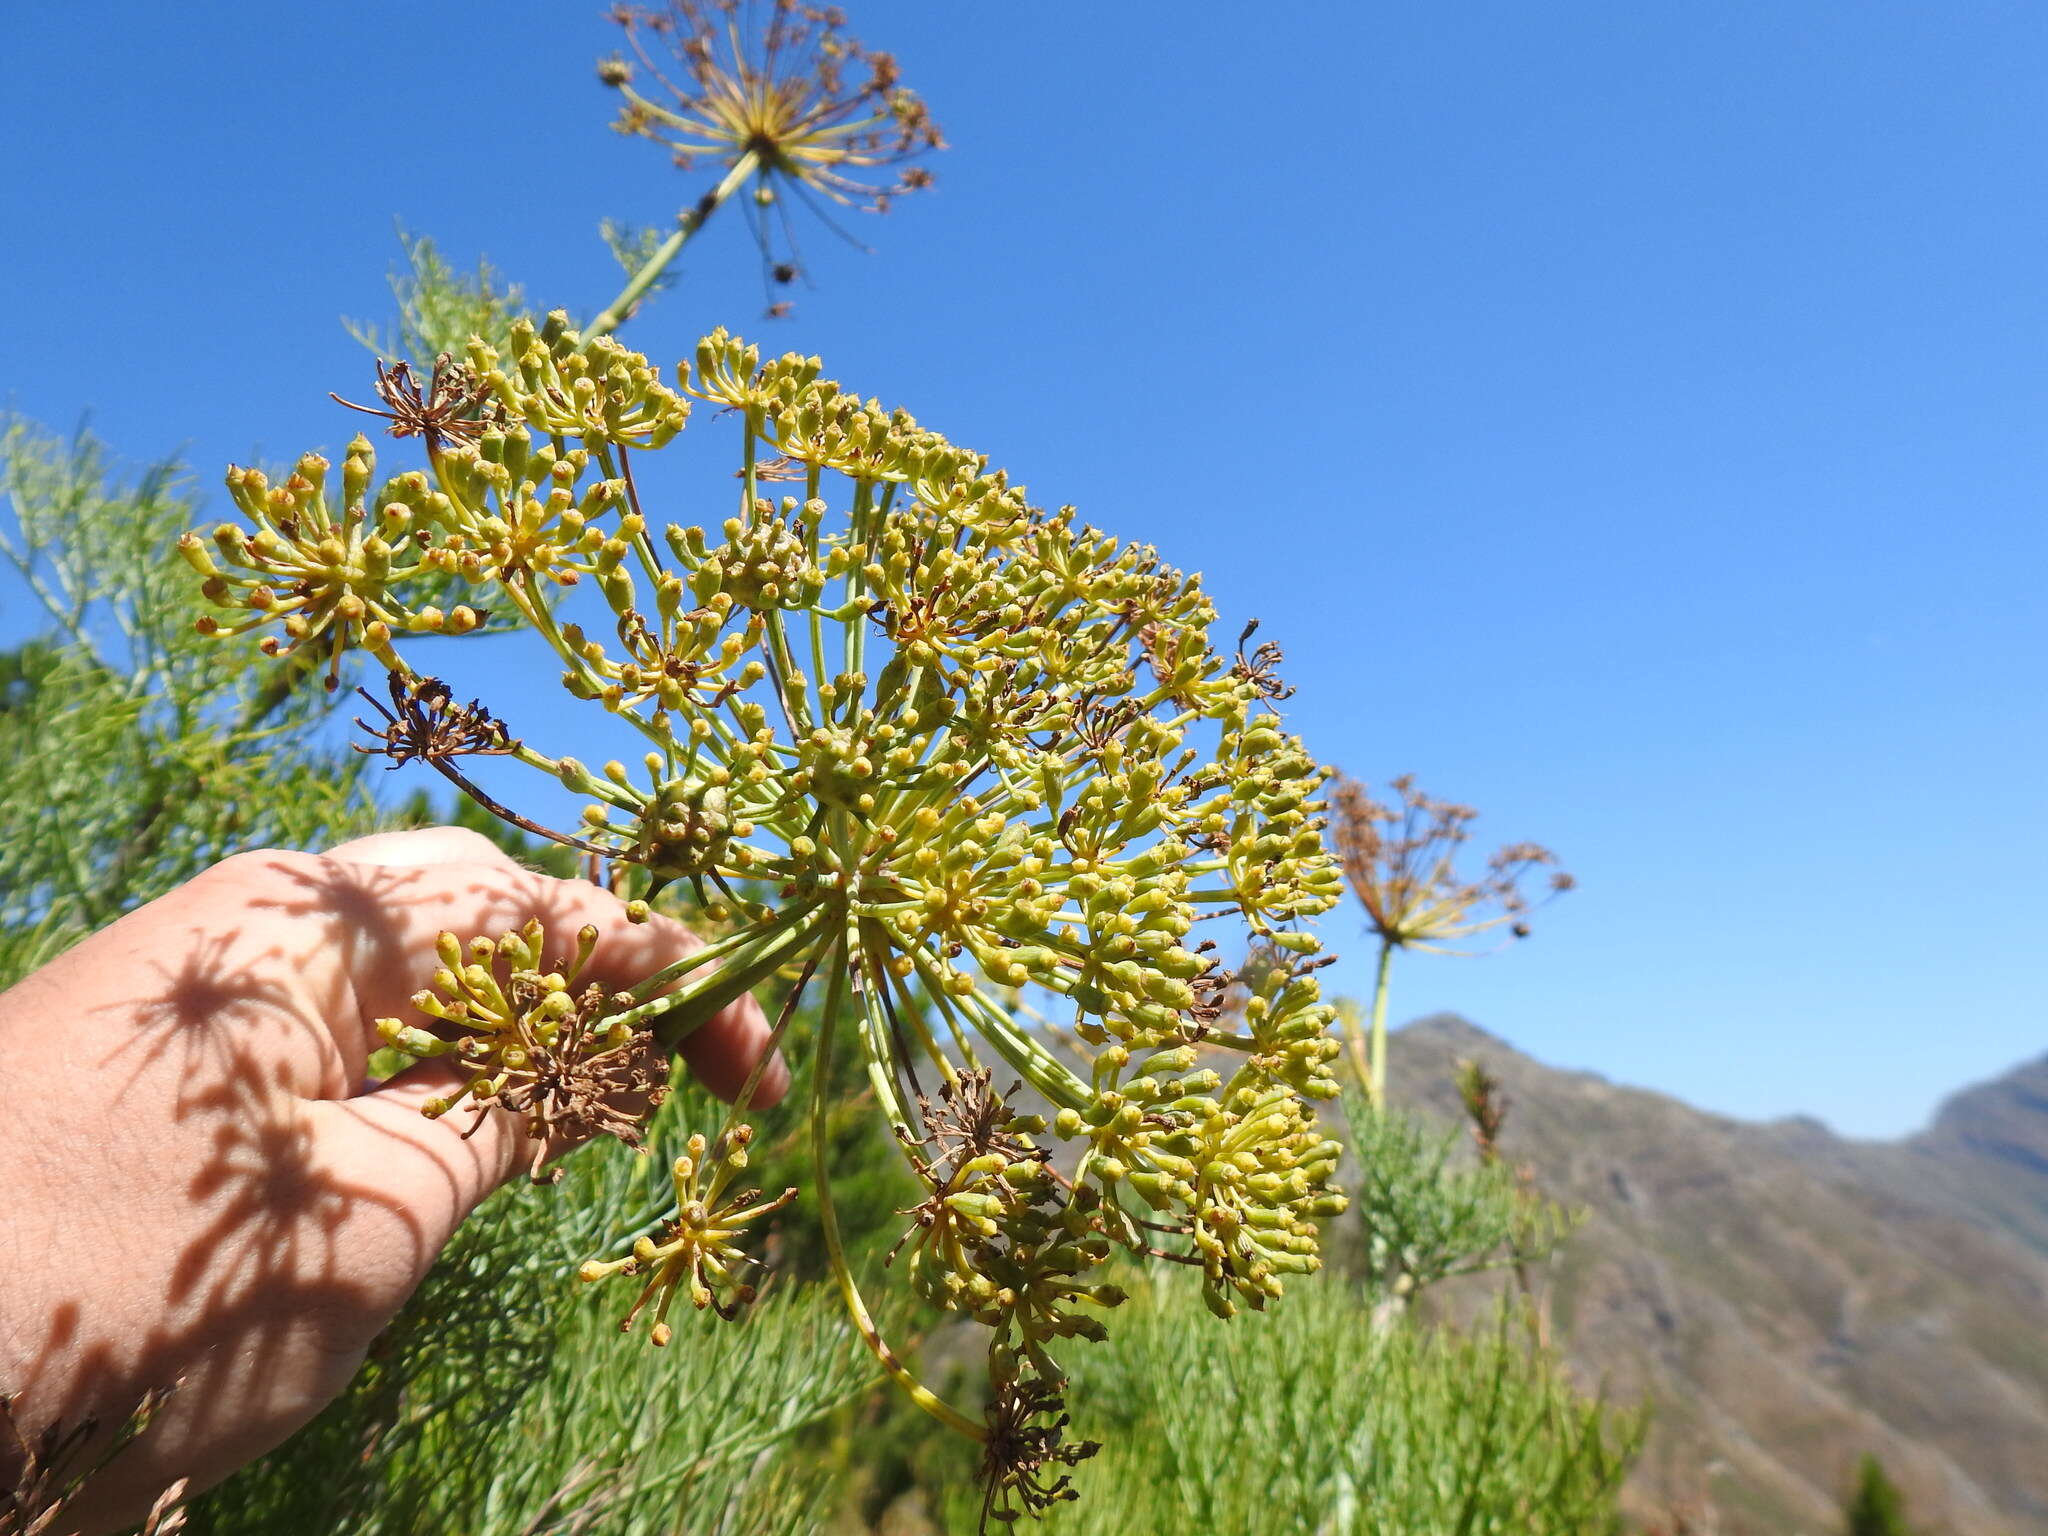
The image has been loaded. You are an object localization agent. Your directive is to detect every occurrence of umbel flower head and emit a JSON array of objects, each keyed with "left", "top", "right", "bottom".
[
  {"left": 1332, "top": 772, "right": 1573, "bottom": 953},
  {"left": 579, "top": 1126, "right": 797, "bottom": 1336},
  {"left": 375, "top": 918, "right": 669, "bottom": 1184},
  {"left": 601, "top": 0, "right": 941, "bottom": 288},
  {"left": 176, "top": 438, "right": 483, "bottom": 688},
  {"left": 184, "top": 318, "right": 1346, "bottom": 1522}
]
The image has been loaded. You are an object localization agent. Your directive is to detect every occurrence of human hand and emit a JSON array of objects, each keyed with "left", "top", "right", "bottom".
[{"left": 0, "top": 827, "right": 780, "bottom": 1534}]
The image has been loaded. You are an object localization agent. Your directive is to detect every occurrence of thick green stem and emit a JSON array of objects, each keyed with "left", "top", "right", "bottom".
[
  {"left": 626, "top": 906, "right": 812, "bottom": 1000},
  {"left": 585, "top": 152, "right": 760, "bottom": 341},
  {"left": 850, "top": 948, "right": 921, "bottom": 1141},
  {"left": 616, "top": 903, "right": 829, "bottom": 1048},
  {"left": 938, "top": 964, "right": 1094, "bottom": 1113},
  {"left": 1365, "top": 936, "right": 1397, "bottom": 1110},
  {"left": 810, "top": 932, "right": 987, "bottom": 1442}
]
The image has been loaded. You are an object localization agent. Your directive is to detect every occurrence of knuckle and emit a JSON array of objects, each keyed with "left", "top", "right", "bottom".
[{"left": 202, "top": 846, "right": 329, "bottom": 890}]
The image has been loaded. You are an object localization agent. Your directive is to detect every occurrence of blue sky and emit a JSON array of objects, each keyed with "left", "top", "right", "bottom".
[{"left": 4, "top": 2, "right": 2045, "bottom": 1137}]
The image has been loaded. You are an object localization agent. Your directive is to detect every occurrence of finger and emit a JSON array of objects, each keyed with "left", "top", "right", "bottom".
[
  {"left": 309, "top": 856, "right": 786, "bottom": 1107},
  {"left": 303, "top": 1059, "right": 526, "bottom": 1289},
  {"left": 670, "top": 979, "right": 782, "bottom": 1107},
  {"left": 324, "top": 824, "right": 527, "bottom": 871}
]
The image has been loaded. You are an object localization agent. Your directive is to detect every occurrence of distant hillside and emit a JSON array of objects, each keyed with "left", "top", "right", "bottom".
[
  {"left": 1388, "top": 1016, "right": 2048, "bottom": 1536},
  {"left": 1911, "top": 1053, "right": 2048, "bottom": 1258}
]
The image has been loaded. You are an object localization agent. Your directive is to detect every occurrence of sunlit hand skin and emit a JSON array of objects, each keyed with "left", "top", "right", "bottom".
[{"left": 0, "top": 826, "right": 781, "bottom": 1534}]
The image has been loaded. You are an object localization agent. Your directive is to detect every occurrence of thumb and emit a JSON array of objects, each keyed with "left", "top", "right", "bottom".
[{"left": 295, "top": 825, "right": 783, "bottom": 1304}]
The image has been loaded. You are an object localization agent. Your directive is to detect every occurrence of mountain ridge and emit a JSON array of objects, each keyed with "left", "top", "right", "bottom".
[{"left": 1387, "top": 1014, "right": 2048, "bottom": 1535}]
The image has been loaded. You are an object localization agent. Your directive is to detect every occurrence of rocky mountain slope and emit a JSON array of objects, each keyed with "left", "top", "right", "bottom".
[{"left": 1388, "top": 1017, "right": 2048, "bottom": 1536}]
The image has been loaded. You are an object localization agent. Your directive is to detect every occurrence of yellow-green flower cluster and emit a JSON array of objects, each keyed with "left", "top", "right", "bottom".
[
  {"left": 374, "top": 918, "right": 665, "bottom": 1183},
  {"left": 183, "top": 314, "right": 1347, "bottom": 1504},
  {"left": 477, "top": 313, "right": 692, "bottom": 447},
  {"left": 178, "top": 441, "right": 479, "bottom": 687},
  {"left": 579, "top": 1127, "right": 796, "bottom": 1338}
]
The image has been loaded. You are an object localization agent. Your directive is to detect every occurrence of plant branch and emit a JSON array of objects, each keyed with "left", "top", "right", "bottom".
[{"left": 585, "top": 153, "right": 761, "bottom": 340}]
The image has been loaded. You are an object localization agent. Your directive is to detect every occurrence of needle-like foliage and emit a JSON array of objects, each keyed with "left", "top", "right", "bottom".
[
  {"left": 1343, "top": 1088, "right": 1576, "bottom": 1314},
  {"left": 0, "top": 420, "right": 368, "bottom": 977},
  {"left": 939, "top": 1272, "right": 1642, "bottom": 1535},
  {"left": 187, "top": 1093, "right": 882, "bottom": 1536}
]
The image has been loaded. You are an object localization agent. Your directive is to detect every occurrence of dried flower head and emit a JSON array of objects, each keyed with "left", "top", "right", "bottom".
[
  {"left": 185, "top": 315, "right": 1347, "bottom": 1518},
  {"left": 330, "top": 354, "right": 499, "bottom": 458},
  {"left": 905, "top": 1068, "right": 1046, "bottom": 1179},
  {"left": 1332, "top": 773, "right": 1573, "bottom": 953},
  {"left": 1, "top": 1388, "right": 185, "bottom": 1536},
  {"left": 603, "top": 0, "right": 942, "bottom": 284},
  {"left": 375, "top": 918, "right": 668, "bottom": 1183},
  {"left": 579, "top": 1127, "right": 796, "bottom": 1335},
  {"left": 1230, "top": 618, "right": 1295, "bottom": 705},
  {"left": 979, "top": 1374, "right": 1098, "bottom": 1528},
  {"left": 354, "top": 672, "right": 516, "bottom": 768}
]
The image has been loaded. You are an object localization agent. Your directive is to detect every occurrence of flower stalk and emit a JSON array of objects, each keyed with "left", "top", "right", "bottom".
[
  {"left": 1361, "top": 933, "right": 1397, "bottom": 1109},
  {"left": 1331, "top": 773, "right": 1572, "bottom": 1110},
  {"left": 586, "top": 151, "right": 761, "bottom": 340}
]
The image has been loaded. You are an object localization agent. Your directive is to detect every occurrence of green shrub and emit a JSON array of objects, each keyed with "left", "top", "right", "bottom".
[
  {"left": 189, "top": 1090, "right": 882, "bottom": 1536},
  {"left": 1843, "top": 1454, "right": 1917, "bottom": 1536},
  {"left": 937, "top": 1272, "right": 1641, "bottom": 1535}
]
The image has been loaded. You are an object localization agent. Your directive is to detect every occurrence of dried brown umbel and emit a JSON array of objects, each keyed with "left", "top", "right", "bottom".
[
  {"left": 355, "top": 672, "right": 617, "bottom": 864},
  {"left": 604, "top": 0, "right": 942, "bottom": 210},
  {"left": 470, "top": 994, "right": 669, "bottom": 1185},
  {"left": 330, "top": 355, "right": 498, "bottom": 459},
  {"left": 1230, "top": 618, "right": 1295, "bottom": 705},
  {"left": 1332, "top": 774, "right": 1572, "bottom": 1106},
  {"left": 978, "top": 1374, "right": 1099, "bottom": 1529},
  {"left": 905, "top": 1068, "right": 1047, "bottom": 1181},
  {"left": 354, "top": 672, "right": 516, "bottom": 769},
  {"left": 591, "top": 0, "right": 944, "bottom": 321},
  {"left": 1, "top": 1388, "right": 186, "bottom": 1536},
  {"left": 375, "top": 920, "right": 670, "bottom": 1183},
  {"left": 1333, "top": 775, "right": 1571, "bottom": 955}
]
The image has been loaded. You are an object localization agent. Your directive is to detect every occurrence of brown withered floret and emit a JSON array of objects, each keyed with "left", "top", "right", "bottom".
[
  {"left": 378, "top": 919, "right": 670, "bottom": 1183},
  {"left": 1331, "top": 773, "right": 1572, "bottom": 953},
  {"left": 603, "top": 0, "right": 943, "bottom": 207},
  {"left": 353, "top": 672, "right": 516, "bottom": 768},
  {"left": 1229, "top": 617, "right": 1295, "bottom": 705},
  {"left": 978, "top": 1374, "right": 1098, "bottom": 1529},
  {"left": 457, "top": 982, "right": 670, "bottom": 1185},
  {"left": 889, "top": 1069, "right": 1051, "bottom": 1272},
  {"left": 330, "top": 354, "right": 500, "bottom": 458}
]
